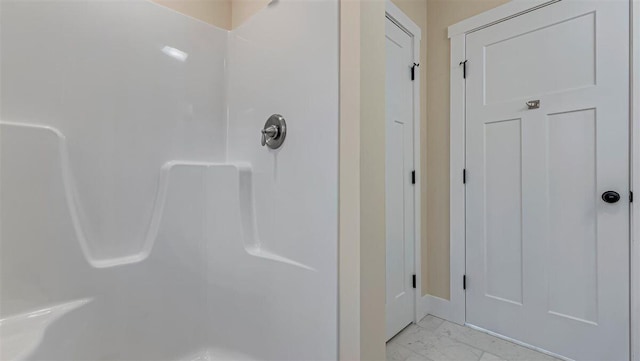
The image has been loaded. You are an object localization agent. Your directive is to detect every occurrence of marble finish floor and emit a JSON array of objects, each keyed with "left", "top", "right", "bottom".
[{"left": 387, "top": 316, "right": 562, "bottom": 361}]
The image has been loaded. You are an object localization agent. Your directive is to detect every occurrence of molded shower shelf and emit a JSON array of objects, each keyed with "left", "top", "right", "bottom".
[
  {"left": 0, "top": 122, "right": 312, "bottom": 271},
  {"left": 0, "top": 121, "right": 315, "bottom": 361}
]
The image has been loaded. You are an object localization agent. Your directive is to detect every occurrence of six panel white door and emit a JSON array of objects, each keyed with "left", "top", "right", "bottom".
[
  {"left": 465, "top": 1, "right": 630, "bottom": 360},
  {"left": 385, "top": 16, "right": 415, "bottom": 341}
]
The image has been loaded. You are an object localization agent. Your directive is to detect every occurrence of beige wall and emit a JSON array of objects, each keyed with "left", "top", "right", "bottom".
[
  {"left": 231, "top": 0, "right": 270, "bottom": 28},
  {"left": 339, "top": 0, "right": 362, "bottom": 359},
  {"left": 424, "top": 0, "right": 509, "bottom": 299},
  {"left": 151, "top": 0, "right": 232, "bottom": 29},
  {"left": 359, "top": 0, "right": 388, "bottom": 359},
  {"left": 151, "top": 0, "right": 269, "bottom": 29},
  {"left": 339, "top": 0, "right": 393, "bottom": 358},
  {"left": 339, "top": 0, "right": 387, "bottom": 359}
]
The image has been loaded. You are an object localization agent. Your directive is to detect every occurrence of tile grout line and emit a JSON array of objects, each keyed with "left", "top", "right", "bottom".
[
  {"left": 409, "top": 318, "right": 487, "bottom": 360},
  {"left": 416, "top": 318, "right": 560, "bottom": 361},
  {"left": 388, "top": 340, "right": 432, "bottom": 361},
  {"left": 479, "top": 351, "right": 486, "bottom": 361}
]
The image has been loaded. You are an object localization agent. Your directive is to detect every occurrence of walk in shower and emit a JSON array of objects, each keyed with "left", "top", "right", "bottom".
[{"left": 0, "top": 0, "right": 339, "bottom": 359}]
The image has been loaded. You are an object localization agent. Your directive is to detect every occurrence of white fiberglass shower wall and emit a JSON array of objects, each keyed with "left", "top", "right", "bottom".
[{"left": 0, "top": 0, "right": 338, "bottom": 359}]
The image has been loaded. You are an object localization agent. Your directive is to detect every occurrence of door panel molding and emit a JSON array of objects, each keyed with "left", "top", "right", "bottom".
[
  {"left": 445, "top": 1, "right": 638, "bottom": 360},
  {"left": 384, "top": 0, "right": 423, "bottom": 335},
  {"left": 631, "top": 1, "right": 639, "bottom": 360}
]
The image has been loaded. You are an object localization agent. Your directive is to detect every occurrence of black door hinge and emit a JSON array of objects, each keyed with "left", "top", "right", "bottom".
[
  {"left": 411, "top": 63, "right": 420, "bottom": 81},
  {"left": 412, "top": 274, "right": 416, "bottom": 289},
  {"left": 411, "top": 170, "right": 416, "bottom": 185},
  {"left": 463, "top": 275, "right": 467, "bottom": 290},
  {"left": 460, "top": 60, "right": 468, "bottom": 79},
  {"left": 463, "top": 169, "right": 466, "bottom": 184},
  {"left": 631, "top": 191, "right": 634, "bottom": 203}
]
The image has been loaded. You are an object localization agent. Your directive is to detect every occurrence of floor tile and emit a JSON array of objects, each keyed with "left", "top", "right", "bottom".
[
  {"left": 435, "top": 322, "right": 560, "bottom": 361},
  {"left": 479, "top": 352, "right": 507, "bottom": 361},
  {"left": 392, "top": 324, "right": 484, "bottom": 361},
  {"left": 387, "top": 341, "right": 434, "bottom": 361},
  {"left": 417, "top": 315, "right": 445, "bottom": 332},
  {"left": 387, "top": 316, "right": 562, "bottom": 361}
]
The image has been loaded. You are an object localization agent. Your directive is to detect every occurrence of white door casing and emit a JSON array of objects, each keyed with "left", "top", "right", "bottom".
[
  {"left": 632, "top": 2, "right": 640, "bottom": 360},
  {"left": 464, "top": 1, "right": 629, "bottom": 360},
  {"left": 385, "top": 15, "right": 416, "bottom": 341}
]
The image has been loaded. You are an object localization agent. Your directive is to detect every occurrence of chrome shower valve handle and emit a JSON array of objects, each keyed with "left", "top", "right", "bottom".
[
  {"left": 261, "top": 125, "right": 279, "bottom": 146},
  {"left": 260, "top": 114, "right": 287, "bottom": 149}
]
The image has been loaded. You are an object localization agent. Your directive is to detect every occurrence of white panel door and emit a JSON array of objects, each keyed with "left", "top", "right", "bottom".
[
  {"left": 465, "top": 1, "right": 629, "bottom": 360},
  {"left": 385, "top": 16, "right": 415, "bottom": 341}
]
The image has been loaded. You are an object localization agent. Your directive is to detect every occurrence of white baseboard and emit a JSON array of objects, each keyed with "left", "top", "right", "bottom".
[
  {"left": 421, "top": 294, "right": 464, "bottom": 325},
  {"left": 416, "top": 293, "right": 428, "bottom": 322},
  {"left": 464, "top": 324, "right": 571, "bottom": 361}
]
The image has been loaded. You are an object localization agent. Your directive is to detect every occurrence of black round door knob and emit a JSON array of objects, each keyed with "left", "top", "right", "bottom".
[{"left": 602, "top": 191, "right": 621, "bottom": 204}]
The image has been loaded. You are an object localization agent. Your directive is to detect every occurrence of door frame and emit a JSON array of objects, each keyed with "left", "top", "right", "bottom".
[
  {"left": 446, "top": 1, "right": 639, "bottom": 360},
  {"left": 631, "top": 1, "right": 639, "bottom": 360},
  {"left": 384, "top": 0, "right": 424, "bottom": 325}
]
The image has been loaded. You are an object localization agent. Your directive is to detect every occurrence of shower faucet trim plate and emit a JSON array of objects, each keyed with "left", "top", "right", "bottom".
[{"left": 261, "top": 114, "right": 287, "bottom": 149}]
